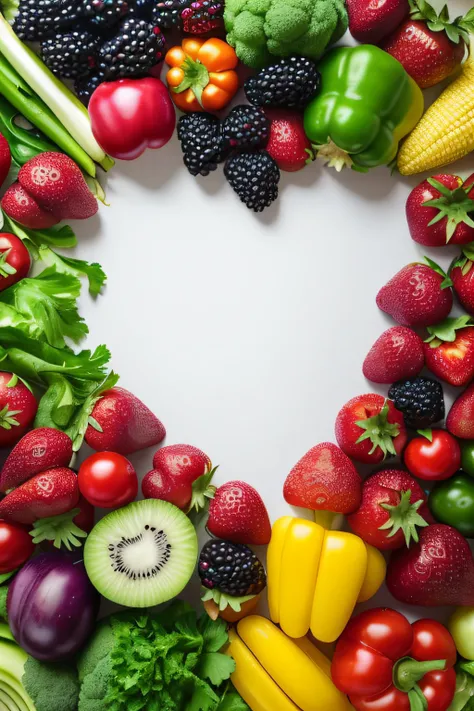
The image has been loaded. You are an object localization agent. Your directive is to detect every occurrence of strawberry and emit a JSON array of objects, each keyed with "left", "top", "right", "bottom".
[
  {"left": 0, "top": 373, "right": 37, "bottom": 448},
  {"left": 447, "top": 381, "right": 474, "bottom": 439},
  {"left": 376, "top": 259, "right": 453, "bottom": 328},
  {"left": 348, "top": 469, "right": 430, "bottom": 550},
  {"left": 381, "top": 1, "right": 474, "bottom": 89},
  {"left": 283, "top": 442, "right": 361, "bottom": 516},
  {"left": 0, "top": 467, "right": 79, "bottom": 524},
  {"left": 423, "top": 316, "right": 474, "bottom": 387},
  {"left": 85, "top": 387, "right": 166, "bottom": 455},
  {"left": 0, "top": 133, "right": 11, "bottom": 189},
  {"left": 450, "top": 247, "right": 474, "bottom": 316},
  {"left": 346, "top": 0, "right": 409, "bottom": 43},
  {"left": 363, "top": 326, "right": 424, "bottom": 384},
  {"left": 1, "top": 183, "right": 60, "bottom": 230},
  {"left": 207, "top": 480, "right": 271, "bottom": 545},
  {"left": 18, "top": 153, "right": 98, "bottom": 221},
  {"left": 142, "top": 444, "right": 215, "bottom": 513},
  {"left": 335, "top": 394, "right": 407, "bottom": 464},
  {"left": 386, "top": 523, "right": 474, "bottom": 605},
  {"left": 265, "top": 110, "right": 312, "bottom": 172},
  {"left": 0, "top": 427, "right": 73, "bottom": 493},
  {"left": 406, "top": 174, "right": 474, "bottom": 247}
]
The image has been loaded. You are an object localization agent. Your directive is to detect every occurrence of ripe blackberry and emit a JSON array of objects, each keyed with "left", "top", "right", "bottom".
[
  {"left": 245, "top": 56, "right": 321, "bottom": 111},
  {"left": 129, "top": 0, "right": 155, "bottom": 17},
  {"left": 75, "top": 71, "right": 106, "bottom": 104},
  {"left": 223, "top": 105, "right": 269, "bottom": 152},
  {"left": 41, "top": 29, "right": 99, "bottom": 79},
  {"left": 224, "top": 151, "right": 280, "bottom": 212},
  {"left": 199, "top": 540, "right": 266, "bottom": 597},
  {"left": 12, "top": 0, "right": 79, "bottom": 40},
  {"left": 152, "top": 0, "right": 223, "bottom": 34},
  {"left": 389, "top": 377, "right": 445, "bottom": 430},
  {"left": 80, "top": 0, "right": 130, "bottom": 28},
  {"left": 99, "top": 17, "right": 166, "bottom": 79},
  {"left": 177, "top": 113, "right": 225, "bottom": 177}
]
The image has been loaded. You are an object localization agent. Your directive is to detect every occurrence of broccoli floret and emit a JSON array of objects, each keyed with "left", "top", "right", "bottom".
[
  {"left": 22, "top": 657, "right": 79, "bottom": 711},
  {"left": 224, "top": 0, "right": 347, "bottom": 68},
  {"left": 77, "top": 621, "right": 115, "bottom": 711}
]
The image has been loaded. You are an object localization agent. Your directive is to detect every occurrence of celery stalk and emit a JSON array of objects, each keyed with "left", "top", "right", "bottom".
[{"left": 0, "top": 14, "right": 113, "bottom": 171}]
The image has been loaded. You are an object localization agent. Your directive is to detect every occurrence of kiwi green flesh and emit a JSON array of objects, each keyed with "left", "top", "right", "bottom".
[{"left": 84, "top": 499, "right": 198, "bottom": 608}]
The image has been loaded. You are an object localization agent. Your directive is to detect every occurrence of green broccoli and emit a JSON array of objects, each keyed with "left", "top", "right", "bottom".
[
  {"left": 22, "top": 658, "right": 80, "bottom": 711},
  {"left": 224, "top": 0, "right": 348, "bottom": 68}
]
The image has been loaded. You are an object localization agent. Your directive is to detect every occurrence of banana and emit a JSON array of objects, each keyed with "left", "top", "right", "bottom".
[{"left": 267, "top": 516, "right": 293, "bottom": 624}]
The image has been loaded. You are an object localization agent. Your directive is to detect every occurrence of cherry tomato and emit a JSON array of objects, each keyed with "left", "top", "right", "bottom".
[
  {"left": 78, "top": 452, "right": 138, "bottom": 508},
  {"left": 418, "top": 668, "right": 456, "bottom": 711},
  {"left": 0, "top": 233, "right": 31, "bottom": 292},
  {"left": 350, "top": 686, "right": 410, "bottom": 711},
  {"left": 0, "top": 520, "right": 34, "bottom": 573},
  {"left": 404, "top": 430, "right": 461, "bottom": 481},
  {"left": 411, "top": 619, "right": 457, "bottom": 667}
]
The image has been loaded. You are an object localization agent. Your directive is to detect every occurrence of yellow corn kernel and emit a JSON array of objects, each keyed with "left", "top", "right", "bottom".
[
  {"left": 357, "top": 544, "right": 387, "bottom": 603},
  {"left": 267, "top": 516, "right": 294, "bottom": 624}
]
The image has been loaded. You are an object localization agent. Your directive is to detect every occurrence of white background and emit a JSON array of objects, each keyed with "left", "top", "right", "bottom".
[{"left": 73, "top": 0, "right": 474, "bottom": 621}]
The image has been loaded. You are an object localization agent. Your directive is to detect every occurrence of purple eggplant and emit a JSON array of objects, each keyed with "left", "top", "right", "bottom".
[{"left": 7, "top": 551, "right": 99, "bottom": 661}]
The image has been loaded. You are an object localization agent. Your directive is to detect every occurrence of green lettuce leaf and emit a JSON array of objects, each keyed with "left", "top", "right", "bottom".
[
  {"left": 37, "top": 246, "right": 106, "bottom": 297},
  {"left": 216, "top": 687, "right": 250, "bottom": 711}
]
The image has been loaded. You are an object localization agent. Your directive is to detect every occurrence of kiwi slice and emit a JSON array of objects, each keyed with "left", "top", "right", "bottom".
[{"left": 84, "top": 499, "right": 198, "bottom": 607}]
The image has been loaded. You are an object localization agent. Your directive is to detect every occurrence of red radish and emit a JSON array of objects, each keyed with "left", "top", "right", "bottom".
[
  {"left": 423, "top": 317, "right": 474, "bottom": 387},
  {"left": 1, "top": 183, "right": 59, "bottom": 230},
  {"left": 0, "top": 133, "right": 11, "bottom": 188},
  {"left": 208, "top": 480, "right": 271, "bottom": 545},
  {"left": 450, "top": 248, "right": 474, "bottom": 316},
  {"left": 0, "top": 427, "right": 73, "bottom": 493},
  {"left": 0, "top": 467, "right": 79, "bottom": 524},
  {"left": 18, "top": 153, "right": 98, "bottom": 221},
  {"left": 142, "top": 444, "right": 214, "bottom": 512},
  {"left": 376, "top": 260, "right": 453, "bottom": 328},
  {"left": 0, "top": 373, "right": 37, "bottom": 448},
  {"left": 406, "top": 174, "right": 474, "bottom": 247},
  {"left": 387, "top": 524, "right": 474, "bottom": 606},
  {"left": 346, "top": 0, "right": 409, "bottom": 43},
  {"left": 0, "top": 233, "right": 31, "bottom": 293},
  {"left": 283, "top": 442, "right": 361, "bottom": 515},
  {"left": 348, "top": 469, "right": 430, "bottom": 550},
  {"left": 84, "top": 387, "right": 166, "bottom": 455},
  {"left": 363, "top": 326, "right": 424, "bottom": 384},
  {"left": 447, "top": 381, "right": 474, "bottom": 439},
  {"left": 265, "top": 110, "right": 312, "bottom": 172},
  {"left": 335, "top": 393, "right": 407, "bottom": 464}
]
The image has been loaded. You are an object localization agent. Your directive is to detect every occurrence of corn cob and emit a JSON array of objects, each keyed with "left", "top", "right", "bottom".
[{"left": 398, "top": 51, "right": 474, "bottom": 175}]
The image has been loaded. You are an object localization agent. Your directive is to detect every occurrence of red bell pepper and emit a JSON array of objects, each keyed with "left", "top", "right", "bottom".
[
  {"left": 89, "top": 77, "right": 176, "bottom": 161},
  {"left": 332, "top": 608, "right": 457, "bottom": 711}
]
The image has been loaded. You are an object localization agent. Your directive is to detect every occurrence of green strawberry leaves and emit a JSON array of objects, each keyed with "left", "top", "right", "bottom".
[
  {"left": 425, "top": 315, "right": 473, "bottom": 347},
  {"left": 379, "top": 490, "right": 429, "bottom": 547},
  {"left": 423, "top": 178, "right": 474, "bottom": 243},
  {"left": 355, "top": 401, "right": 400, "bottom": 458},
  {"left": 424, "top": 256, "right": 453, "bottom": 289},
  {"left": 201, "top": 588, "right": 256, "bottom": 613},
  {"left": 30, "top": 509, "right": 88, "bottom": 550},
  {"left": 409, "top": 0, "right": 474, "bottom": 44},
  {"left": 189, "top": 467, "right": 218, "bottom": 514}
]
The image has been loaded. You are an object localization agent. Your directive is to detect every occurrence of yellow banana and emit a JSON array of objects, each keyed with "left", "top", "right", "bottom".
[
  {"left": 267, "top": 516, "right": 293, "bottom": 624},
  {"left": 357, "top": 544, "right": 387, "bottom": 603}
]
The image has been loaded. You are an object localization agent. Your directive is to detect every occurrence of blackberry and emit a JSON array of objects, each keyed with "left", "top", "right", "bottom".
[
  {"left": 12, "top": 0, "right": 80, "bottom": 40},
  {"left": 80, "top": 0, "right": 130, "bottom": 28},
  {"left": 75, "top": 71, "right": 106, "bottom": 104},
  {"left": 245, "top": 56, "right": 321, "bottom": 111},
  {"left": 389, "top": 377, "right": 445, "bottom": 430},
  {"left": 222, "top": 105, "right": 269, "bottom": 152},
  {"left": 224, "top": 151, "right": 280, "bottom": 213},
  {"left": 41, "top": 29, "right": 100, "bottom": 79},
  {"left": 177, "top": 113, "right": 225, "bottom": 177},
  {"left": 199, "top": 540, "right": 266, "bottom": 597},
  {"left": 129, "top": 0, "right": 155, "bottom": 17},
  {"left": 152, "top": 0, "right": 223, "bottom": 34},
  {"left": 99, "top": 17, "right": 166, "bottom": 79}
]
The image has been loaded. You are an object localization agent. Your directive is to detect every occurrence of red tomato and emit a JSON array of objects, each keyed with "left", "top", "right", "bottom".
[
  {"left": 404, "top": 430, "right": 461, "bottom": 481},
  {"left": 78, "top": 452, "right": 138, "bottom": 508},
  {"left": 0, "top": 520, "right": 34, "bottom": 573},
  {"left": 351, "top": 686, "right": 410, "bottom": 711},
  {"left": 411, "top": 620, "right": 457, "bottom": 668},
  {"left": 419, "top": 668, "right": 456, "bottom": 711},
  {"left": 0, "top": 233, "right": 31, "bottom": 292}
]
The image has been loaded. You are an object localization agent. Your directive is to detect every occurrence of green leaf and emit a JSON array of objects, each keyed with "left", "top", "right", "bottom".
[
  {"left": 38, "top": 245, "right": 106, "bottom": 296},
  {"left": 30, "top": 509, "right": 88, "bottom": 550},
  {"left": 425, "top": 315, "right": 472, "bottom": 345},
  {"left": 197, "top": 654, "right": 235, "bottom": 688},
  {"left": 3, "top": 214, "right": 77, "bottom": 249},
  {"left": 199, "top": 615, "right": 228, "bottom": 653},
  {"left": 379, "top": 490, "right": 429, "bottom": 547},
  {"left": 189, "top": 467, "right": 217, "bottom": 514},
  {"left": 217, "top": 687, "right": 251, "bottom": 711},
  {"left": 355, "top": 401, "right": 400, "bottom": 458},
  {"left": 417, "top": 429, "right": 433, "bottom": 441},
  {"left": 0, "top": 570, "right": 15, "bottom": 587},
  {"left": 424, "top": 256, "right": 453, "bottom": 288}
]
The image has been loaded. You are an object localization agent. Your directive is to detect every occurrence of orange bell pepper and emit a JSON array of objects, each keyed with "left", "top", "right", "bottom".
[{"left": 165, "top": 37, "right": 239, "bottom": 113}]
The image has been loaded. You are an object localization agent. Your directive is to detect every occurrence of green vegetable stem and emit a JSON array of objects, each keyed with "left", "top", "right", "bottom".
[{"left": 0, "top": 94, "right": 57, "bottom": 166}]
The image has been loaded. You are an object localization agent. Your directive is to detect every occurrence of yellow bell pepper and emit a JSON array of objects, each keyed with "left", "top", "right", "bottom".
[
  {"left": 227, "top": 616, "right": 352, "bottom": 711},
  {"left": 267, "top": 516, "right": 386, "bottom": 643}
]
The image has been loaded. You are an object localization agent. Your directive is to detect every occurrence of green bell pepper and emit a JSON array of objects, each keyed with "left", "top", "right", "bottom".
[
  {"left": 304, "top": 45, "right": 424, "bottom": 171},
  {"left": 429, "top": 473, "right": 474, "bottom": 538}
]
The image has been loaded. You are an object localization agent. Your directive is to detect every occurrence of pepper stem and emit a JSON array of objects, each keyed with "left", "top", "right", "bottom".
[
  {"left": 407, "top": 686, "right": 428, "bottom": 711},
  {"left": 394, "top": 657, "right": 446, "bottom": 692}
]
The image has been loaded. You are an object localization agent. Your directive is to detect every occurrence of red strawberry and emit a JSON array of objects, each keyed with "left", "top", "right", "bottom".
[
  {"left": 142, "top": 444, "right": 215, "bottom": 512},
  {"left": 0, "top": 373, "right": 37, "bottom": 448},
  {"left": 0, "top": 467, "right": 79, "bottom": 524},
  {"left": 406, "top": 174, "right": 474, "bottom": 247},
  {"left": 0, "top": 133, "right": 11, "bottom": 189},
  {"left": 1, "top": 183, "right": 59, "bottom": 230},
  {"left": 381, "top": 2, "right": 472, "bottom": 89},
  {"left": 446, "top": 381, "right": 474, "bottom": 439},
  {"left": 376, "top": 259, "right": 453, "bottom": 327},
  {"left": 423, "top": 316, "right": 474, "bottom": 387},
  {"left": 283, "top": 442, "right": 361, "bottom": 517},
  {"left": 18, "top": 153, "right": 98, "bottom": 221},
  {"left": 450, "top": 247, "right": 474, "bottom": 316},
  {"left": 85, "top": 387, "right": 166, "bottom": 455},
  {"left": 347, "top": 469, "right": 430, "bottom": 550},
  {"left": 207, "top": 480, "right": 271, "bottom": 545},
  {"left": 363, "top": 326, "right": 424, "bottom": 384},
  {"left": 265, "top": 110, "right": 312, "bottom": 172},
  {"left": 0, "top": 427, "right": 73, "bottom": 493},
  {"left": 346, "top": 0, "right": 409, "bottom": 43},
  {"left": 335, "top": 394, "right": 407, "bottom": 464},
  {"left": 386, "top": 523, "right": 474, "bottom": 605}
]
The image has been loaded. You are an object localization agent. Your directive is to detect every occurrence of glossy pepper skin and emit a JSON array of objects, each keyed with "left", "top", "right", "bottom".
[
  {"left": 430, "top": 473, "right": 474, "bottom": 538},
  {"left": 166, "top": 38, "right": 239, "bottom": 113},
  {"left": 304, "top": 45, "right": 424, "bottom": 170}
]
